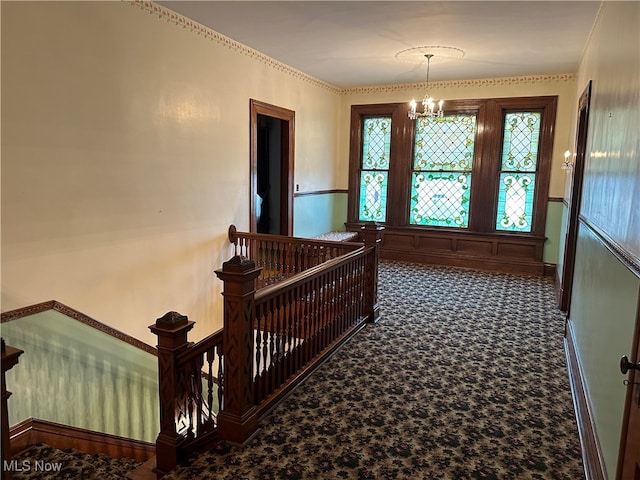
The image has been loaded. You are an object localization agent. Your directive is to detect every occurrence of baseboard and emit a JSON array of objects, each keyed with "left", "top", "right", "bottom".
[
  {"left": 543, "top": 262, "right": 556, "bottom": 277},
  {"left": 565, "top": 322, "right": 607, "bottom": 480},
  {"left": 10, "top": 418, "right": 155, "bottom": 463}
]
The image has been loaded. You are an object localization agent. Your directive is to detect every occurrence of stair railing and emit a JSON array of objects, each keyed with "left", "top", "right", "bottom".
[{"left": 228, "top": 225, "right": 362, "bottom": 289}]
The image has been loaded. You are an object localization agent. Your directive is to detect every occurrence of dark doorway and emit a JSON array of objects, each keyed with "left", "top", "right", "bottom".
[
  {"left": 559, "top": 81, "right": 591, "bottom": 313},
  {"left": 250, "top": 100, "right": 294, "bottom": 235}
]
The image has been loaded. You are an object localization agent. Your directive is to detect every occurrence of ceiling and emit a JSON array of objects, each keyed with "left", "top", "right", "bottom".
[{"left": 158, "top": 1, "right": 602, "bottom": 88}]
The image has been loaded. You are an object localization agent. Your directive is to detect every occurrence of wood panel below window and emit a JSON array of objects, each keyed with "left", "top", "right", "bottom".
[{"left": 348, "top": 224, "right": 546, "bottom": 275}]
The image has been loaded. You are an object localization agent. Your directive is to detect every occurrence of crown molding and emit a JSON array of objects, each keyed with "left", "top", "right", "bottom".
[
  {"left": 341, "top": 74, "right": 576, "bottom": 95},
  {"left": 132, "top": 2, "right": 574, "bottom": 97},
  {"left": 131, "top": 0, "right": 341, "bottom": 94}
]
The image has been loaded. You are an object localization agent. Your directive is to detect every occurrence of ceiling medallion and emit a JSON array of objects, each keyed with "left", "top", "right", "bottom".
[{"left": 396, "top": 46, "right": 465, "bottom": 119}]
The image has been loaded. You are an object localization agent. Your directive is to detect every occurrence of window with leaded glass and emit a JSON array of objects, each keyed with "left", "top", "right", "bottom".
[
  {"left": 358, "top": 116, "right": 391, "bottom": 222},
  {"left": 495, "top": 112, "right": 541, "bottom": 232},
  {"left": 410, "top": 114, "right": 476, "bottom": 228},
  {"left": 347, "top": 97, "right": 556, "bottom": 243}
]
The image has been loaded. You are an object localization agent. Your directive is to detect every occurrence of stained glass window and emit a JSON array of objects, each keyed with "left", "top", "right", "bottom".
[
  {"left": 496, "top": 112, "right": 541, "bottom": 232},
  {"left": 410, "top": 114, "right": 476, "bottom": 227},
  {"left": 358, "top": 117, "right": 391, "bottom": 222}
]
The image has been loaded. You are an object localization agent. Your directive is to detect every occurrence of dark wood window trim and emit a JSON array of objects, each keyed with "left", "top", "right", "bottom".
[{"left": 346, "top": 96, "right": 558, "bottom": 275}]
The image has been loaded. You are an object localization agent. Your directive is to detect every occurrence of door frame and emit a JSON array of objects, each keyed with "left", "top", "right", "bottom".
[
  {"left": 249, "top": 99, "right": 295, "bottom": 235},
  {"left": 559, "top": 81, "right": 592, "bottom": 313}
]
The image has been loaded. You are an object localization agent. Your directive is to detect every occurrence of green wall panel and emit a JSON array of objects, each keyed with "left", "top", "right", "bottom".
[
  {"left": 293, "top": 192, "right": 348, "bottom": 238},
  {"left": 1, "top": 311, "right": 159, "bottom": 442},
  {"left": 544, "top": 200, "right": 564, "bottom": 265},
  {"left": 569, "top": 224, "right": 639, "bottom": 478}
]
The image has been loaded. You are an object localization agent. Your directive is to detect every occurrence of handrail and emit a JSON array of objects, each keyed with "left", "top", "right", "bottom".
[
  {"left": 228, "top": 224, "right": 362, "bottom": 250},
  {"left": 228, "top": 225, "right": 363, "bottom": 288},
  {"left": 254, "top": 246, "right": 366, "bottom": 301}
]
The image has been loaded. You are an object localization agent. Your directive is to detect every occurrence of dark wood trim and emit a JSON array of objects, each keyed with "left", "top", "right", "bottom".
[
  {"left": 560, "top": 82, "right": 592, "bottom": 313},
  {"left": 579, "top": 215, "right": 640, "bottom": 280},
  {"left": 250, "top": 99, "right": 295, "bottom": 236},
  {"left": 543, "top": 263, "right": 556, "bottom": 277},
  {"left": 0, "top": 300, "right": 56, "bottom": 322},
  {"left": 10, "top": 418, "right": 155, "bottom": 463},
  {"left": 293, "top": 189, "right": 348, "bottom": 197},
  {"left": 548, "top": 197, "right": 564, "bottom": 203},
  {"left": 350, "top": 224, "right": 548, "bottom": 275},
  {"left": 0, "top": 301, "right": 157, "bottom": 356},
  {"left": 565, "top": 321, "right": 607, "bottom": 480}
]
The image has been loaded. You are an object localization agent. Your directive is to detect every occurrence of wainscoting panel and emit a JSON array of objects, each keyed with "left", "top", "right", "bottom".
[{"left": 373, "top": 226, "right": 547, "bottom": 275}]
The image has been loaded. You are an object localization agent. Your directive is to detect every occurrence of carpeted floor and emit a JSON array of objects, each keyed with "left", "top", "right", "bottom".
[
  {"left": 11, "top": 261, "right": 584, "bottom": 479},
  {"left": 10, "top": 443, "right": 141, "bottom": 479}
]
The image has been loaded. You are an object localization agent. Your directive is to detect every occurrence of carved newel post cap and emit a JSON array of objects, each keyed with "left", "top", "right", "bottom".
[
  {"left": 223, "top": 255, "right": 256, "bottom": 272},
  {"left": 156, "top": 311, "right": 189, "bottom": 328}
]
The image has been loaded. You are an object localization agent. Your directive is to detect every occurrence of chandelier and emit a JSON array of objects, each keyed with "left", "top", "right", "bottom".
[{"left": 409, "top": 54, "right": 444, "bottom": 119}]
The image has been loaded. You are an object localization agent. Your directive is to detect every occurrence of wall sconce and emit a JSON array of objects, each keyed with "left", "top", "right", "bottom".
[{"left": 561, "top": 150, "right": 574, "bottom": 171}]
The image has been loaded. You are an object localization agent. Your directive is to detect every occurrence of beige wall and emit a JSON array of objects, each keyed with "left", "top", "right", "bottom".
[
  {"left": 338, "top": 75, "right": 578, "bottom": 198},
  {"left": 1, "top": 1, "right": 341, "bottom": 344}
]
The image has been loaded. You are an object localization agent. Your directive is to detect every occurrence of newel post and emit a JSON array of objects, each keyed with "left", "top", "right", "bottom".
[
  {"left": 149, "top": 312, "right": 195, "bottom": 477},
  {"left": 361, "top": 222, "right": 384, "bottom": 324},
  {"left": 1, "top": 338, "right": 24, "bottom": 480},
  {"left": 214, "top": 255, "right": 262, "bottom": 444}
]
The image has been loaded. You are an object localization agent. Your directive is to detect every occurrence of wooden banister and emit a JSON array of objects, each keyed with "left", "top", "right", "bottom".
[
  {"left": 150, "top": 227, "right": 383, "bottom": 476},
  {"left": 2, "top": 338, "right": 24, "bottom": 480},
  {"left": 227, "top": 225, "right": 362, "bottom": 288}
]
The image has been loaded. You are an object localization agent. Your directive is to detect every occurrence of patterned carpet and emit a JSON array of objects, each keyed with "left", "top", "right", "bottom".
[
  {"left": 11, "top": 261, "right": 584, "bottom": 479},
  {"left": 10, "top": 443, "right": 141, "bottom": 479}
]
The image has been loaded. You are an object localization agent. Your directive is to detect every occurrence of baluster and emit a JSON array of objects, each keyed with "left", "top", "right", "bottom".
[
  {"left": 336, "top": 266, "right": 344, "bottom": 335},
  {"left": 206, "top": 348, "right": 214, "bottom": 426},
  {"left": 295, "top": 285, "right": 302, "bottom": 369},
  {"left": 255, "top": 308, "right": 262, "bottom": 382},
  {"left": 274, "top": 296, "right": 282, "bottom": 388},
  {"left": 295, "top": 244, "right": 302, "bottom": 274},
  {"left": 284, "top": 289, "right": 292, "bottom": 379},
  {"left": 285, "top": 241, "right": 292, "bottom": 277},
  {"left": 327, "top": 270, "right": 334, "bottom": 344},
  {"left": 187, "top": 372, "right": 196, "bottom": 439},
  {"left": 312, "top": 276, "right": 321, "bottom": 357},
  {"left": 216, "top": 347, "right": 223, "bottom": 421},
  {"left": 260, "top": 310, "right": 273, "bottom": 401}
]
